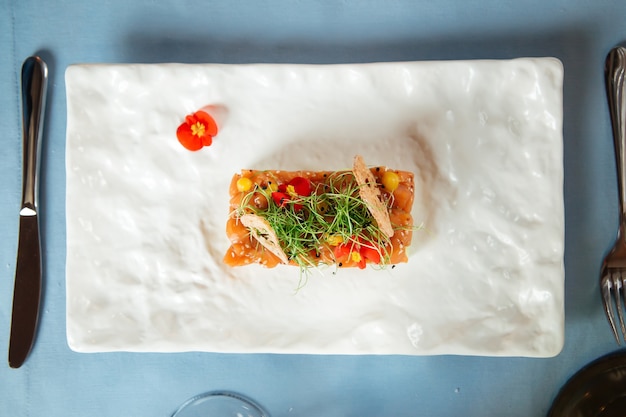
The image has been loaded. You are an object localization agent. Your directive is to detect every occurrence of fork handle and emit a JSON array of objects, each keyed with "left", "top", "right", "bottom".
[{"left": 606, "top": 47, "right": 626, "bottom": 230}]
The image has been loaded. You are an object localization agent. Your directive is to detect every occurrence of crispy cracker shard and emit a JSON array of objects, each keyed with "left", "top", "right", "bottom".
[
  {"left": 352, "top": 155, "right": 394, "bottom": 238},
  {"left": 239, "top": 213, "right": 289, "bottom": 264}
]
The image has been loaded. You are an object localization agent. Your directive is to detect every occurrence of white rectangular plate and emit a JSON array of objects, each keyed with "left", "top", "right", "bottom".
[{"left": 65, "top": 58, "right": 564, "bottom": 357}]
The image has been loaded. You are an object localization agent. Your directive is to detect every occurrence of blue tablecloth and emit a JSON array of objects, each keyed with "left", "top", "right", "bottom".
[{"left": 2, "top": 1, "right": 625, "bottom": 415}]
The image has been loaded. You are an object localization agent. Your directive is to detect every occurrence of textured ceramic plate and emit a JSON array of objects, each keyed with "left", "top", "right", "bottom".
[{"left": 65, "top": 58, "right": 564, "bottom": 356}]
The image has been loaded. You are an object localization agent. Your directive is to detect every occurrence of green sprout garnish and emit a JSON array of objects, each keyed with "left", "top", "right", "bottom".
[{"left": 236, "top": 171, "right": 393, "bottom": 276}]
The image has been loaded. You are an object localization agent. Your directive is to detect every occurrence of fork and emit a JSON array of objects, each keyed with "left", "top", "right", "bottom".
[{"left": 601, "top": 46, "right": 626, "bottom": 344}]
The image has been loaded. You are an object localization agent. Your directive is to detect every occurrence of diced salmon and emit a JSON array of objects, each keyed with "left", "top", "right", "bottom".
[{"left": 224, "top": 166, "right": 415, "bottom": 268}]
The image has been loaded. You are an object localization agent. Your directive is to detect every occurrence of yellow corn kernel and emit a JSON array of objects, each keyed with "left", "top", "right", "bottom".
[
  {"left": 382, "top": 171, "right": 400, "bottom": 193},
  {"left": 267, "top": 181, "right": 278, "bottom": 192},
  {"left": 326, "top": 234, "right": 343, "bottom": 246},
  {"left": 236, "top": 177, "right": 253, "bottom": 192}
]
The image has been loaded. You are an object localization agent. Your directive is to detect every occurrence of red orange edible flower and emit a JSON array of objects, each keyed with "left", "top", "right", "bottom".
[
  {"left": 176, "top": 110, "right": 218, "bottom": 151},
  {"left": 334, "top": 238, "right": 382, "bottom": 269},
  {"left": 271, "top": 177, "right": 312, "bottom": 211}
]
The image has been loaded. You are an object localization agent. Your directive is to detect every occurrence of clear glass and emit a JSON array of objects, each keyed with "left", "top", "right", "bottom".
[{"left": 172, "top": 391, "right": 269, "bottom": 417}]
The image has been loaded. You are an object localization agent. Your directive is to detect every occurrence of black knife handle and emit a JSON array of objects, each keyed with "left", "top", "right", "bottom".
[{"left": 21, "top": 56, "right": 48, "bottom": 215}]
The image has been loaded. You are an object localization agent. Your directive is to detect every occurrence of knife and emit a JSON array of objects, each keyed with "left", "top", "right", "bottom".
[{"left": 9, "top": 56, "right": 48, "bottom": 369}]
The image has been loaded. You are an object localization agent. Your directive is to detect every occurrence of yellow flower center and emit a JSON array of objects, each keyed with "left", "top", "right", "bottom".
[
  {"left": 286, "top": 184, "right": 297, "bottom": 198},
  {"left": 351, "top": 251, "right": 362, "bottom": 263},
  {"left": 191, "top": 122, "right": 206, "bottom": 137}
]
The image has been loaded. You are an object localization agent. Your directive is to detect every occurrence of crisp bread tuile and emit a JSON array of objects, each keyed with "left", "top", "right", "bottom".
[
  {"left": 239, "top": 213, "right": 289, "bottom": 264},
  {"left": 352, "top": 155, "right": 394, "bottom": 238}
]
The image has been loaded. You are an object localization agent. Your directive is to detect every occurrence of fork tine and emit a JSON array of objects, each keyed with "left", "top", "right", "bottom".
[
  {"left": 613, "top": 272, "right": 626, "bottom": 341},
  {"left": 621, "top": 273, "right": 626, "bottom": 341},
  {"left": 602, "top": 274, "right": 621, "bottom": 344}
]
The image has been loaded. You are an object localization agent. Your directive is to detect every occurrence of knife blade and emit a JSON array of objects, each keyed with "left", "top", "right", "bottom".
[{"left": 9, "top": 56, "right": 48, "bottom": 369}]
